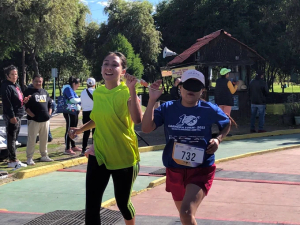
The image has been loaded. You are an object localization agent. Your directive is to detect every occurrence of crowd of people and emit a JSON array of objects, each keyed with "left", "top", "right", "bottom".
[{"left": 1, "top": 54, "right": 267, "bottom": 225}]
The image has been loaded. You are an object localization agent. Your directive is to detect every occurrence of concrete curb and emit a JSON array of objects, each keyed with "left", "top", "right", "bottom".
[
  {"left": 15, "top": 157, "right": 88, "bottom": 179},
  {"left": 147, "top": 176, "right": 166, "bottom": 188},
  {"left": 224, "top": 129, "right": 300, "bottom": 141},
  {"left": 214, "top": 144, "right": 300, "bottom": 164},
  {"left": 139, "top": 144, "right": 165, "bottom": 153}
]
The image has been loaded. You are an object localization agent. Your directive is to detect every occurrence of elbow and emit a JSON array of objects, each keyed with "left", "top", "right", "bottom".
[
  {"left": 141, "top": 128, "right": 151, "bottom": 134},
  {"left": 133, "top": 118, "right": 142, "bottom": 125},
  {"left": 133, "top": 115, "right": 142, "bottom": 125}
]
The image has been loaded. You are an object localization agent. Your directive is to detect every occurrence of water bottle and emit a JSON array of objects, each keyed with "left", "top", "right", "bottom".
[{"left": 70, "top": 129, "right": 79, "bottom": 141}]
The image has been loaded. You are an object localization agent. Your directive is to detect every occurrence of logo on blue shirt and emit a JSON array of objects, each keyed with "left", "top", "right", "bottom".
[{"left": 176, "top": 114, "right": 200, "bottom": 127}]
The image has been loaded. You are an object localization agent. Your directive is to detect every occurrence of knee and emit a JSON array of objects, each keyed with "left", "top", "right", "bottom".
[{"left": 179, "top": 209, "right": 195, "bottom": 225}]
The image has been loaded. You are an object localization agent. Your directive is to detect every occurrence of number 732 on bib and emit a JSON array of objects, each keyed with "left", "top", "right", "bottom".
[{"left": 172, "top": 142, "right": 205, "bottom": 167}]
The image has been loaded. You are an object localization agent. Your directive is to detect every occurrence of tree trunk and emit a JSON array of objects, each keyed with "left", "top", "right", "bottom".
[
  {"left": 30, "top": 49, "right": 39, "bottom": 77},
  {"left": 20, "top": 48, "right": 27, "bottom": 91}
]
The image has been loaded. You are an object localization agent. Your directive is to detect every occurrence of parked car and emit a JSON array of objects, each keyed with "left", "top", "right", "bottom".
[{"left": 0, "top": 115, "right": 30, "bottom": 146}]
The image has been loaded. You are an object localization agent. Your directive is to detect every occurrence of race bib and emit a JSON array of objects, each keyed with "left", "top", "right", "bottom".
[{"left": 172, "top": 142, "right": 205, "bottom": 167}]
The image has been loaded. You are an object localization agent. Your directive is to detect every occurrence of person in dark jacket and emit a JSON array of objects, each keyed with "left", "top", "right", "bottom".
[
  {"left": 214, "top": 68, "right": 238, "bottom": 116},
  {"left": 24, "top": 74, "right": 53, "bottom": 165},
  {"left": 249, "top": 70, "right": 269, "bottom": 133},
  {"left": 1, "top": 65, "right": 28, "bottom": 169},
  {"left": 27, "top": 83, "right": 55, "bottom": 142},
  {"left": 170, "top": 78, "right": 181, "bottom": 100}
]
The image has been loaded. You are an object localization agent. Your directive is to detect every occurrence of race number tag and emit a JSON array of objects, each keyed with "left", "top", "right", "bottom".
[{"left": 172, "top": 142, "right": 204, "bottom": 167}]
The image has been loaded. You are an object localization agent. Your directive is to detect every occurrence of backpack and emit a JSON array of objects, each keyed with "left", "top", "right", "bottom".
[{"left": 56, "top": 96, "right": 65, "bottom": 113}]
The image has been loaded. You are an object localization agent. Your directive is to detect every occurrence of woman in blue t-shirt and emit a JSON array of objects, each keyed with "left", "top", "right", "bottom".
[
  {"left": 62, "top": 76, "right": 82, "bottom": 155},
  {"left": 142, "top": 69, "right": 231, "bottom": 225}
]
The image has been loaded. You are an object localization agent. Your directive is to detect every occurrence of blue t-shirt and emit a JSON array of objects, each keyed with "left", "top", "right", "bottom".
[{"left": 154, "top": 99, "right": 229, "bottom": 168}]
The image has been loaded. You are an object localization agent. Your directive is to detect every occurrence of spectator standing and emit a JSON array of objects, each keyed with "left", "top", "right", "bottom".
[
  {"left": 62, "top": 76, "right": 82, "bottom": 155},
  {"left": 79, "top": 78, "right": 96, "bottom": 157},
  {"left": 24, "top": 75, "right": 54, "bottom": 165},
  {"left": 214, "top": 68, "right": 238, "bottom": 116},
  {"left": 170, "top": 78, "right": 181, "bottom": 100},
  {"left": 1, "top": 65, "right": 27, "bottom": 169},
  {"left": 249, "top": 70, "right": 269, "bottom": 133},
  {"left": 26, "top": 83, "right": 56, "bottom": 142}
]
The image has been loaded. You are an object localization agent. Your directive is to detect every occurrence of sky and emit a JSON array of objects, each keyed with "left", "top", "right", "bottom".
[{"left": 80, "top": 0, "right": 162, "bottom": 24}]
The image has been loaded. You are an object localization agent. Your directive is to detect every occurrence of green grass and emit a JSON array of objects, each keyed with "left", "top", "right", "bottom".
[
  {"left": 272, "top": 83, "right": 300, "bottom": 93},
  {"left": 51, "top": 127, "right": 66, "bottom": 138},
  {"left": 0, "top": 144, "right": 70, "bottom": 174},
  {"left": 16, "top": 144, "right": 60, "bottom": 153},
  {"left": 44, "top": 83, "right": 86, "bottom": 97}
]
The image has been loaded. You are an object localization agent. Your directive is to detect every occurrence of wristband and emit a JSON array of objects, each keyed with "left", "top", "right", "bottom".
[{"left": 216, "top": 137, "right": 222, "bottom": 144}]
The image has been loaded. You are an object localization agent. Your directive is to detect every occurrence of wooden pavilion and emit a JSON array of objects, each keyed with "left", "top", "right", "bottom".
[{"left": 163, "top": 29, "right": 265, "bottom": 118}]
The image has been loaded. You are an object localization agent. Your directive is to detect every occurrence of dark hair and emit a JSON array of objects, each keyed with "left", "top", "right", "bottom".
[
  {"left": 68, "top": 76, "right": 80, "bottom": 86},
  {"left": 104, "top": 52, "right": 127, "bottom": 69},
  {"left": 33, "top": 74, "right": 43, "bottom": 80},
  {"left": 4, "top": 65, "right": 18, "bottom": 77}
]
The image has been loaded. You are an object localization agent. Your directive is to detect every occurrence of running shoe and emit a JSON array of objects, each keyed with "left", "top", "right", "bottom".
[
  {"left": 72, "top": 146, "right": 82, "bottom": 152},
  {"left": 64, "top": 149, "right": 76, "bottom": 155},
  {"left": 27, "top": 158, "right": 35, "bottom": 165},
  {"left": 40, "top": 156, "right": 54, "bottom": 162},
  {"left": 8, "top": 161, "right": 27, "bottom": 169}
]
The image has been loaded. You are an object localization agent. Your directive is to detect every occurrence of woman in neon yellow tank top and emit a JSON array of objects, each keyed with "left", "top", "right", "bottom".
[{"left": 69, "top": 52, "right": 142, "bottom": 225}]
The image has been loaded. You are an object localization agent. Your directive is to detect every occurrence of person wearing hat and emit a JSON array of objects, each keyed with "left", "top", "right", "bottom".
[
  {"left": 79, "top": 78, "right": 96, "bottom": 156},
  {"left": 170, "top": 77, "right": 181, "bottom": 100},
  {"left": 142, "top": 69, "right": 231, "bottom": 225},
  {"left": 249, "top": 70, "right": 268, "bottom": 133},
  {"left": 214, "top": 68, "right": 238, "bottom": 116}
]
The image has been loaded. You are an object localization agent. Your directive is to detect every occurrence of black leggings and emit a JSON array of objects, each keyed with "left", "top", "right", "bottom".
[
  {"left": 85, "top": 155, "right": 139, "bottom": 224},
  {"left": 63, "top": 113, "right": 78, "bottom": 150},
  {"left": 82, "top": 111, "right": 95, "bottom": 151}
]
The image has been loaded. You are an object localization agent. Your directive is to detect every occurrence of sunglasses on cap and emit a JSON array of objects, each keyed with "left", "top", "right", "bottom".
[{"left": 182, "top": 79, "right": 204, "bottom": 92}]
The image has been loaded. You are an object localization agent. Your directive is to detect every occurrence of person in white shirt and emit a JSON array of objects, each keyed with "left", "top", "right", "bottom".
[{"left": 79, "top": 78, "right": 96, "bottom": 156}]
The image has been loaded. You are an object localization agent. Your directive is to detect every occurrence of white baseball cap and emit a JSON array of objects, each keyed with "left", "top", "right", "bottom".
[
  {"left": 181, "top": 69, "right": 205, "bottom": 86},
  {"left": 87, "top": 78, "right": 96, "bottom": 86}
]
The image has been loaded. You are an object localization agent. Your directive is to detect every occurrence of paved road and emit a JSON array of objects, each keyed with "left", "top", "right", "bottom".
[{"left": 0, "top": 133, "right": 299, "bottom": 214}]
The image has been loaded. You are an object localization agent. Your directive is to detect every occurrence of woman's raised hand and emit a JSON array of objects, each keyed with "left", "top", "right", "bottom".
[
  {"left": 149, "top": 80, "right": 163, "bottom": 100},
  {"left": 124, "top": 73, "right": 138, "bottom": 91}
]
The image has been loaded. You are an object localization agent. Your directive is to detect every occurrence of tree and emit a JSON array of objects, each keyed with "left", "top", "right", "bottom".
[
  {"left": 99, "top": 0, "right": 161, "bottom": 74},
  {"left": 284, "top": 0, "right": 300, "bottom": 54},
  {"left": 92, "top": 34, "right": 143, "bottom": 80},
  {"left": 154, "top": 0, "right": 300, "bottom": 92},
  {"left": 0, "top": 0, "right": 89, "bottom": 90}
]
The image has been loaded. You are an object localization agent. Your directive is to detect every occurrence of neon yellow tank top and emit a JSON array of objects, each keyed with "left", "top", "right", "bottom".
[{"left": 90, "top": 82, "right": 140, "bottom": 170}]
